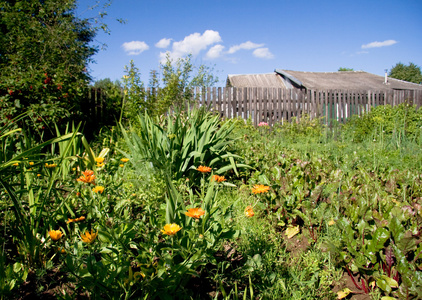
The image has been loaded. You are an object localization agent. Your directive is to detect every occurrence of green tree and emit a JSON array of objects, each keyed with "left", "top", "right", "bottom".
[
  {"left": 338, "top": 67, "right": 354, "bottom": 72},
  {"left": 92, "top": 78, "right": 124, "bottom": 126},
  {"left": 155, "top": 54, "right": 218, "bottom": 115},
  {"left": 389, "top": 62, "right": 422, "bottom": 84},
  {"left": 121, "top": 54, "right": 219, "bottom": 119},
  {"left": 121, "top": 60, "right": 147, "bottom": 121},
  {"left": 0, "top": 0, "right": 102, "bottom": 134}
]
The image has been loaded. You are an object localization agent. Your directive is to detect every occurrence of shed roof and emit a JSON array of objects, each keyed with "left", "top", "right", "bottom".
[
  {"left": 227, "top": 70, "right": 422, "bottom": 91},
  {"left": 279, "top": 70, "right": 422, "bottom": 91},
  {"left": 226, "top": 73, "right": 288, "bottom": 88}
]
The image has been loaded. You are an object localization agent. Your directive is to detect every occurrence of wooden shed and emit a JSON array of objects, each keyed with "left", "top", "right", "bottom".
[{"left": 227, "top": 69, "right": 422, "bottom": 92}]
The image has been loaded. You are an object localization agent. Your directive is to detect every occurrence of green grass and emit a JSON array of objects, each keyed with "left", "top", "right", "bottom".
[{"left": 2, "top": 105, "right": 422, "bottom": 299}]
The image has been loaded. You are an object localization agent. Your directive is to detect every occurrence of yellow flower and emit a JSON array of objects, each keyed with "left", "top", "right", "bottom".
[
  {"left": 49, "top": 230, "right": 63, "bottom": 241},
  {"left": 119, "top": 164, "right": 124, "bottom": 167},
  {"left": 185, "top": 207, "right": 205, "bottom": 219},
  {"left": 120, "top": 158, "right": 130, "bottom": 163},
  {"left": 244, "top": 206, "right": 255, "bottom": 217},
  {"left": 66, "top": 216, "right": 86, "bottom": 224},
  {"left": 92, "top": 186, "right": 104, "bottom": 194},
  {"left": 45, "top": 163, "right": 57, "bottom": 168},
  {"left": 161, "top": 224, "right": 182, "bottom": 236},
  {"left": 95, "top": 157, "right": 105, "bottom": 168},
  {"left": 95, "top": 157, "right": 105, "bottom": 164},
  {"left": 328, "top": 219, "right": 336, "bottom": 226},
  {"left": 197, "top": 165, "right": 212, "bottom": 173},
  {"left": 77, "top": 170, "right": 96, "bottom": 184},
  {"left": 211, "top": 175, "right": 226, "bottom": 182},
  {"left": 13, "top": 162, "right": 19, "bottom": 166},
  {"left": 81, "top": 230, "right": 98, "bottom": 244},
  {"left": 251, "top": 184, "right": 270, "bottom": 194},
  {"left": 29, "top": 162, "right": 34, "bottom": 165}
]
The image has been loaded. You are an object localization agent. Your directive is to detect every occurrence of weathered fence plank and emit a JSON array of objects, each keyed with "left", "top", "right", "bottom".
[{"left": 86, "top": 87, "right": 422, "bottom": 126}]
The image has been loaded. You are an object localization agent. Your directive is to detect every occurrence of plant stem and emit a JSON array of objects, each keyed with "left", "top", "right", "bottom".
[
  {"left": 345, "top": 265, "right": 363, "bottom": 290},
  {"left": 361, "top": 278, "right": 368, "bottom": 294}
]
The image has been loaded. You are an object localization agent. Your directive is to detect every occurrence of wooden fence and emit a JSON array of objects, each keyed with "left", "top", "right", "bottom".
[
  {"left": 86, "top": 87, "right": 422, "bottom": 126},
  {"left": 189, "top": 87, "right": 422, "bottom": 126}
]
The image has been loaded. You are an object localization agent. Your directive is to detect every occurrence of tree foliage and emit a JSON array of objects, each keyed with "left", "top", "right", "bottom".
[
  {"left": 389, "top": 62, "right": 422, "bottom": 84},
  {"left": 121, "top": 60, "right": 147, "bottom": 121},
  {"left": 0, "top": 0, "right": 97, "bottom": 132},
  {"left": 92, "top": 78, "right": 124, "bottom": 125},
  {"left": 121, "top": 55, "right": 219, "bottom": 119},
  {"left": 338, "top": 67, "right": 354, "bottom": 72}
]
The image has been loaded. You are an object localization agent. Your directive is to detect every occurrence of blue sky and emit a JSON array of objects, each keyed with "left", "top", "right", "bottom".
[{"left": 76, "top": 0, "right": 422, "bottom": 85}]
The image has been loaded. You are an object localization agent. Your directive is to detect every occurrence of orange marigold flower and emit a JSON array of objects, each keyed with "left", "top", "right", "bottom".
[
  {"left": 244, "top": 206, "right": 255, "bottom": 218},
  {"left": 67, "top": 216, "right": 85, "bottom": 224},
  {"left": 185, "top": 207, "right": 205, "bottom": 219},
  {"left": 49, "top": 230, "right": 63, "bottom": 241},
  {"left": 92, "top": 186, "right": 104, "bottom": 194},
  {"left": 211, "top": 175, "right": 226, "bottom": 182},
  {"left": 77, "top": 170, "right": 96, "bottom": 184},
  {"left": 161, "top": 224, "right": 182, "bottom": 236},
  {"left": 81, "top": 230, "right": 98, "bottom": 244},
  {"left": 251, "top": 184, "right": 270, "bottom": 194},
  {"left": 197, "top": 165, "right": 212, "bottom": 173}
]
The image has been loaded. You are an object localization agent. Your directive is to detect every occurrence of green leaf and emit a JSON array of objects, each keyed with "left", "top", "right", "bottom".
[
  {"left": 376, "top": 275, "right": 398, "bottom": 293},
  {"left": 337, "top": 288, "right": 352, "bottom": 299},
  {"left": 285, "top": 225, "right": 300, "bottom": 239}
]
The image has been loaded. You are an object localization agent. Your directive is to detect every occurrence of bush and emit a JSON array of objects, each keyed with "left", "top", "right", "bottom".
[{"left": 342, "top": 103, "right": 422, "bottom": 143}]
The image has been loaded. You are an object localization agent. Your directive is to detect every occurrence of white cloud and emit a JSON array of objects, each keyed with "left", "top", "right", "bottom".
[
  {"left": 253, "top": 48, "right": 274, "bottom": 59},
  {"left": 361, "top": 40, "right": 397, "bottom": 49},
  {"left": 155, "top": 38, "right": 172, "bottom": 49},
  {"left": 228, "top": 41, "right": 265, "bottom": 54},
  {"left": 161, "top": 30, "right": 222, "bottom": 62},
  {"left": 154, "top": 31, "right": 274, "bottom": 64},
  {"left": 205, "top": 44, "right": 225, "bottom": 59},
  {"left": 121, "top": 41, "right": 149, "bottom": 55}
]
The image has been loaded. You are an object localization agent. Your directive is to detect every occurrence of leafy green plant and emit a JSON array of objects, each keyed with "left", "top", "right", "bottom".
[
  {"left": 120, "top": 107, "right": 249, "bottom": 185},
  {"left": 342, "top": 103, "right": 422, "bottom": 143},
  {"left": 324, "top": 168, "right": 422, "bottom": 298}
]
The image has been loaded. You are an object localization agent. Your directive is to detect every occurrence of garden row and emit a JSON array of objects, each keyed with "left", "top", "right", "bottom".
[{"left": 1, "top": 104, "right": 422, "bottom": 299}]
